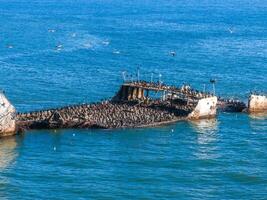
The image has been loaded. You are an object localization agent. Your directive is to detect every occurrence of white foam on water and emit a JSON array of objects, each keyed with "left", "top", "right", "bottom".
[
  {"left": 0, "top": 32, "right": 109, "bottom": 61},
  {"left": 112, "top": 49, "right": 120, "bottom": 54},
  {"left": 60, "top": 32, "right": 109, "bottom": 52},
  {"left": 102, "top": 40, "right": 110, "bottom": 46}
]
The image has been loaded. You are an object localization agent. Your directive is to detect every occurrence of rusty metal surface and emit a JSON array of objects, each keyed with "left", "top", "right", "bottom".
[{"left": 248, "top": 94, "right": 267, "bottom": 112}]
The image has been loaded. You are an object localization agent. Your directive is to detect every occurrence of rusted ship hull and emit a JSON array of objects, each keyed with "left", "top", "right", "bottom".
[
  {"left": 15, "top": 82, "right": 219, "bottom": 132},
  {"left": 1, "top": 81, "right": 221, "bottom": 137},
  {"left": 217, "top": 99, "right": 247, "bottom": 112},
  {"left": 248, "top": 94, "right": 267, "bottom": 113},
  {"left": 16, "top": 99, "right": 216, "bottom": 132}
]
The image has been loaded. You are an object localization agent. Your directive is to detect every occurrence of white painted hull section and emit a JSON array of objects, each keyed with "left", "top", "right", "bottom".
[
  {"left": 188, "top": 96, "right": 217, "bottom": 120},
  {"left": 0, "top": 93, "right": 16, "bottom": 136}
]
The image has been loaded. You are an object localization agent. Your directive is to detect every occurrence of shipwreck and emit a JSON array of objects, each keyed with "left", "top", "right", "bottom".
[
  {"left": 1, "top": 81, "right": 218, "bottom": 137},
  {"left": 0, "top": 80, "right": 266, "bottom": 137}
]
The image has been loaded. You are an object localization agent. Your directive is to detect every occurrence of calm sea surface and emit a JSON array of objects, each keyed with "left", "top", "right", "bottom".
[{"left": 0, "top": 0, "right": 267, "bottom": 199}]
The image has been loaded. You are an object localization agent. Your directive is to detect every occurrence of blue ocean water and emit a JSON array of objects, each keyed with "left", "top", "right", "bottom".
[{"left": 0, "top": 0, "right": 267, "bottom": 199}]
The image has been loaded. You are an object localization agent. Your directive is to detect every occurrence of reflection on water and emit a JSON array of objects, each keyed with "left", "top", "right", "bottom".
[
  {"left": 0, "top": 137, "right": 18, "bottom": 171},
  {"left": 190, "top": 119, "right": 220, "bottom": 160},
  {"left": 0, "top": 137, "right": 19, "bottom": 200},
  {"left": 249, "top": 111, "right": 267, "bottom": 120},
  {"left": 190, "top": 118, "right": 218, "bottom": 135},
  {"left": 249, "top": 112, "right": 267, "bottom": 133}
]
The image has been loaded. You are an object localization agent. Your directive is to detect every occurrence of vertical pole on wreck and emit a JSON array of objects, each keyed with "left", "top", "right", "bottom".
[
  {"left": 150, "top": 73, "right": 154, "bottom": 83},
  {"left": 137, "top": 67, "right": 140, "bottom": 83},
  {"left": 128, "top": 87, "right": 133, "bottom": 100},
  {"left": 170, "top": 93, "right": 173, "bottom": 107},
  {"left": 210, "top": 79, "right": 216, "bottom": 95},
  {"left": 159, "top": 73, "right": 162, "bottom": 87},
  {"left": 146, "top": 89, "right": 149, "bottom": 98},
  {"left": 145, "top": 89, "right": 149, "bottom": 104}
]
